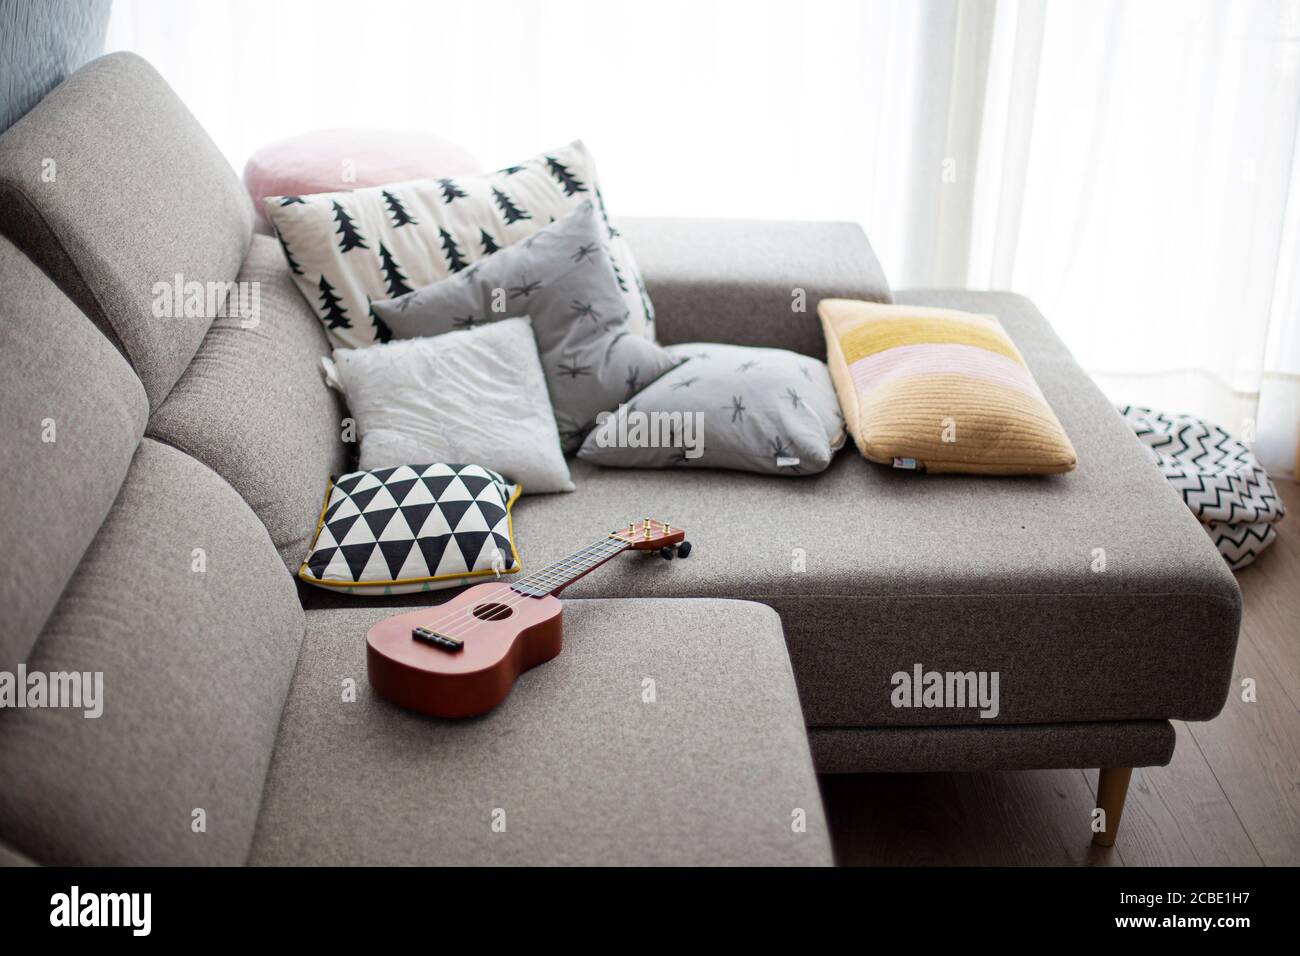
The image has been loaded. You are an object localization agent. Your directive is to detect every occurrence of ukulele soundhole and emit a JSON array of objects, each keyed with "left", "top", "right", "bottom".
[{"left": 472, "top": 602, "right": 513, "bottom": 622}]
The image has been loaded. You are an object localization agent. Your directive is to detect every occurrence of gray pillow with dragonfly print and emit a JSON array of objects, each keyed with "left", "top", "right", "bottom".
[
  {"left": 373, "top": 201, "right": 680, "bottom": 453},
  {"left": 577, "top": 343, "right": 847, "bottom": 475}
]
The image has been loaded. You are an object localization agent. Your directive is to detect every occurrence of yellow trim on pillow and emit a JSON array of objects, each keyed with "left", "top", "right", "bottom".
[
  {"left": 820, "top": 299, "right": 1001, "bottom": 332},
  {"left": 296, "top": 475, "right": 523, "bottom": 590},
  {"left": 837, "top": 318, "right": 1025, "bottom": 366}
]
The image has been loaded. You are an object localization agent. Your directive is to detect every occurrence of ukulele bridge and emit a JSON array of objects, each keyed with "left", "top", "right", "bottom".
[{"left": 412, "top": 626, "right": 464, "bottom": 652}]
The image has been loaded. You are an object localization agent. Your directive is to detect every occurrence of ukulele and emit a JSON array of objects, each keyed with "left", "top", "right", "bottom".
[{"left": 366, "top": 519, "right": 689, "bottom": 718}]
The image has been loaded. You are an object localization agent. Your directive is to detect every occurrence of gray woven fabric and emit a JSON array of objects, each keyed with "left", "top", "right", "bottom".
[
  {"left": 811, "top": 720, "right": 1176, "bottom": 773},
  {"left": 250, "top": 599, "right": 830, "bottom": 866},
  {"left": 0, "top": 235, "right": 147, "bottom": 669},
  {"left": 0, "top": 841, "right": 35, "bottom": 866},
  {"left": 0, "top": 440, "right": 304, "bottom": 865},
  {"left": 579, "top": 342, "right": 846, "bottom": 475},
  {"left": 0, "top": 52, "right": 253, "bottom": 408},
  {"left": 147, "top": 234, "right": 351, "bottom": 572},
  {"left": 620, "top": 216, "right": 892, "bottom": 356},
  {"left": 375, "top": 201, "right": 681, "bottom": 451}
]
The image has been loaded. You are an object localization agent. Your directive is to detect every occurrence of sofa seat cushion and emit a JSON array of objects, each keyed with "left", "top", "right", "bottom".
[
  {"left": 249, "top": 599, "right": 830, "bottom": 866},
  {"left": 420, "top": 291, "right": 1234, "bottom": 731},
  {"left": 0, "top": 440, "right": 304, "bottom": 865},
  {"left": 147, "top": 234, "right": 351, "bottom": 572},
  {"left": 0, "top": 52, "right": 254, "bottom": 408}
]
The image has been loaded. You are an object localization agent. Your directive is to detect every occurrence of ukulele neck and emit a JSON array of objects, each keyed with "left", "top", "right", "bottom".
[{"left": 510, "top": 535, "right": 630, "bottom": 597}]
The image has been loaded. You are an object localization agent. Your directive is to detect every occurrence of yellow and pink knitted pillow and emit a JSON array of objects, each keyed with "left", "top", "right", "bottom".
[{"left": 818, "top": 299, "right": 1076, "bottom": 475}]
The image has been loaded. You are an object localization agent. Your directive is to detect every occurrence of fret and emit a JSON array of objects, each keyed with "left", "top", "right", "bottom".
[{"left": 511, "top": 536, "right": 629, "bottom": 597}]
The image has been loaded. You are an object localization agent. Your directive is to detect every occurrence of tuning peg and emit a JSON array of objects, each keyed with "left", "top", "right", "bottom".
[
  {"left": 659, "top": 546, "right": 675, "bottom": 561},
  {"left": 675, "top": 540, "right": 692, "bottom": 559}
]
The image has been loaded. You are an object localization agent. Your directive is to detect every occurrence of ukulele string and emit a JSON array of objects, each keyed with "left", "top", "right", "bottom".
[
  {"left": 415, "top": 536, "right": 631, "bottom": 643},
  {"left": 426, "top": 516, "right": 674, "bottom": 641},
  {"left": 425, "top": 539, "right": 623, "bottom": 645},
  {"left": 433, "top": 537, "right": 629, "bottom": 642}
]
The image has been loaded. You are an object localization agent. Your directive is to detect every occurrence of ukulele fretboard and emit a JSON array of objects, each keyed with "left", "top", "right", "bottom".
[{"left": 510, "top": 536, "right": 629, "bottom": 597}]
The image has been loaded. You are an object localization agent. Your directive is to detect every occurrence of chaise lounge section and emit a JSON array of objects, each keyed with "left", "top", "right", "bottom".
[{"left": 0, "top": 225, "right": 831, "bottom": 865}]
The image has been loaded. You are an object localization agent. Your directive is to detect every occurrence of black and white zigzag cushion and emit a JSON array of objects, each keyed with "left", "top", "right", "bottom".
[
  {"left": 1120, "top": 404, "right": 1286, "bottom": 570},
  {"left": 1204, "top": 520, "right": 1279, "bottom": 570},
  {"left": 298, "top": 463, "right": 521, "bottom": 595}
]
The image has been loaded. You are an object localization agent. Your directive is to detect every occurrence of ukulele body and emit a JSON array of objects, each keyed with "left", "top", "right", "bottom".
[{"left": 366, "top": 581, "right": 562, "bottom": 718}]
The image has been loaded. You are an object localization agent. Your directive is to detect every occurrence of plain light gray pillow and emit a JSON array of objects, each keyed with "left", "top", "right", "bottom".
[
  {"left": 373, "top": 201, "right": 680, "bottom": 452},
  {"left": 578, "top": 343, "right": 846, "bottom": 475},
  {"left": 326, "top": 317, "right": 574, "bottom": 494}
]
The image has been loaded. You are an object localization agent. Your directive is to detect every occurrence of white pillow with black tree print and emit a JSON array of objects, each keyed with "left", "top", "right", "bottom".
[
  {"left": 266, "top": 139, "right": 655, "bottom": 349},
  {"left": 373, "top": 201, "right": 681, "bottom": 453},
  {"left": 578, "top": 343, "right": 846, "bottom": 475}
]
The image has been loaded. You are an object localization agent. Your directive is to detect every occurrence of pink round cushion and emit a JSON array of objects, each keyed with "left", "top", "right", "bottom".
[{"left": 243, "top": 128, "right": 482, "bottom": 221}]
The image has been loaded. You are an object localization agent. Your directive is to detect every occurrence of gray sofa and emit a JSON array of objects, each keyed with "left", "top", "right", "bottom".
[{"left": 0, "top": 53, "right": 1240, "bottom": 866}]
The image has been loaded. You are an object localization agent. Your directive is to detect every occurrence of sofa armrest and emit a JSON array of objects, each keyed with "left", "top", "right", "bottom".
[{"left": 619, "top": 216, "right": 891, "bottom": 357}]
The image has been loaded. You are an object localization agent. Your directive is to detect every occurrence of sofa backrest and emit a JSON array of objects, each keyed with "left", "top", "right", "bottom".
[
  {"left": 0, "top": 51, "right": 254, "bottom": 409},
  {"left": 620, "top": 216, "right": 893, "bottom": 357},
  {"left": 0, "top": 53, "right": 347, "bottom": 865},
  {"left": 0, "top": 234, "right": 148, "bottom": 669}
]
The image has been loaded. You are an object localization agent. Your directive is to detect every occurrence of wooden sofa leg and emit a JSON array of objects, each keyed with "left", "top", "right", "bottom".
[{"left": 1091, "top": 767, "right": 1133, "bottom": 847}]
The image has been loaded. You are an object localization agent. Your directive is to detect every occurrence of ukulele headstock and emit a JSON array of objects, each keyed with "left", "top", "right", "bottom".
[{"left": 611, "top": 518, "right": 686, "bottom": 551}]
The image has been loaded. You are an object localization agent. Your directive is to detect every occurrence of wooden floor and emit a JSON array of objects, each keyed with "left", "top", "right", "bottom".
[{"left": 822, "top": 480, "right": 1300, "bottom": 866}]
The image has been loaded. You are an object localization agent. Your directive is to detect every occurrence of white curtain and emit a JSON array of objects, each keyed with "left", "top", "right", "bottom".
[
  {"left": 967, "top": 0, "right": 1300, "bottom": 479},
  {"left": 107, "top": 0, "right": 1300, "bottom": 477}
]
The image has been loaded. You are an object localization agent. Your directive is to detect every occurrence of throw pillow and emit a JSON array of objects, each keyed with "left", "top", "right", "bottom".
[
  {"left": 373, "top": 201, "right": 682, "bottom": 453},
  {"left": 1120, "top": 404, "right": 1286, "bottom": 569},
  {"left": 244, "top": 128, "right": 482, "bottom": 224},
  {"left": 264, "top": 139, "right": 655, "bottom": 348},
  {"left": 577, "top": 343, "right": 846, "bottom": 475},
  {"left": 298, "top": 463, "right": 521, "bottom": 595},
  {"left": 818, "top": 299, "right": 1077, "bottom": 475},
  {"left": 326, "top": 317, "right": 575, "bottom": 493}
]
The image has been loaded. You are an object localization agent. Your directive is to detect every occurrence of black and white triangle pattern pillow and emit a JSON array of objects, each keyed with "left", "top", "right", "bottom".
[{"left": 298, "top": 463, "right": 521, "bottom": 595}]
